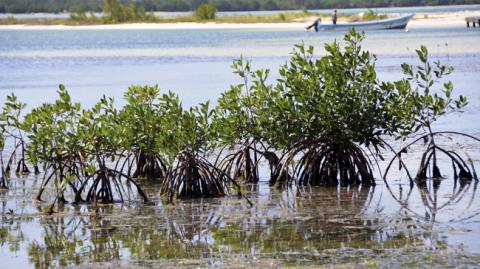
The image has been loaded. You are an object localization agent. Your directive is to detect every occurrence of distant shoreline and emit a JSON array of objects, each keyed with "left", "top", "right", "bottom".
[
  {"left": 0, "top": 22, "right": 307, "bottom": 30},
  {"left": 0, "top": 11, "right": 477, "bottom": 30},
  {"left": 1, "top": 3, "right": 479, "bottom": 18}
]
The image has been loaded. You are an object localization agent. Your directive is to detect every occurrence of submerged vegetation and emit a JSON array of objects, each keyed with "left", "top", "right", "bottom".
[{"left": 0, "top": 30, "right": 477, "bottom": 211}]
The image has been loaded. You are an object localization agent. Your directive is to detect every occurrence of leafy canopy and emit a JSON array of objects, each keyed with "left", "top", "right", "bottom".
[
  {"left": 252, "top": 30, "right": 399, "bottom": 150},
  {"left": 174, "top": 101, "right": 219, "bottom": 156},
  {"left": 24, "top": 85, "right": 82, "bottom": 166},
  {"left": 394, "top": 45, "right": 468, "bottom": 137},
  {"left": 215, "top": 57, "right": 269, "bottom": 145}
]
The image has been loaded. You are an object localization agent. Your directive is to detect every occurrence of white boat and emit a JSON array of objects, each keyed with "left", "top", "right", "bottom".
[{"left": 307, "top": 14, "right": 415, "bottom": 31}]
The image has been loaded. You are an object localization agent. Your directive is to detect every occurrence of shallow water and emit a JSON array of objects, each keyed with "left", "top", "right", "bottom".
[
  {"left": 1, "top": 173, "right": 480, "bottom": 268},
  {"left": 1, "top": 25, "right": 479, "bottom": 110},
  {"left": 1, "top": 20, "right": 480, "bottom": 268}
]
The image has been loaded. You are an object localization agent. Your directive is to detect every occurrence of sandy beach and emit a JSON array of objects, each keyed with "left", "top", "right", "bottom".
[{"left": 0, "top": 10, "right": 479, "bottom": 30}]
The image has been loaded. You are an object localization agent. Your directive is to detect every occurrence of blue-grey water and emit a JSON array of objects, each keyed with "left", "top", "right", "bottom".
[
  {"left": 1, "top": 17, "right": 480, "bottom": 269},
  {"left": 1, "top": 24, "right": 479, "bottom": 132}
]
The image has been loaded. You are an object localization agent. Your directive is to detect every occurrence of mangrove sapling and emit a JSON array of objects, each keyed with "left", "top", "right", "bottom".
[
  {"left": 118, "top": 85, "right": 171, "bottom": 180},
  {"left": 161, "top": 101, "right": 235, "bottom": 201},
  {"left": 0, "top": 109, "right": 10, "bottom": 189},
  {"left": 0, "top": 130, "right": 7, "bottom": 189},
  {"left": 0, "top": 94, "right": 31, "bottom": 177},
  {"left": 24, "top": 86, "right": 85, "bottom": 204},
  {"left": 77, "top": 96, "right": 148, "bottom": 203},
  {"left": 255, "top": 30, "right": 400, "bottom": 187},
  {"left": 384, "top": 46, "right": 477, "bottom": 183},
  {"left": 215, "top": 57, "right": 274, "bottom": 184}
]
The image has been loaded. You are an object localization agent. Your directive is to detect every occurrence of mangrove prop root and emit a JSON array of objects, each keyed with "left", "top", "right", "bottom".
[
  {"left": 81, "top": 168, "right": 148, "bottom": 204},
  {"left": 261, "top": 150, "right": 281, "bottom": 185},
  {"left": 15, "top": 159, "right": 30, "bottom": 175},
  {"left": 385, "top": 132, "right": 478, "bottom": 182},
  {"left": 0, "top": 175, "right": 8, "bottom": 189},
  {"left": 132, "top": 151, "right": 168, "bottom": 180},
  {"left": 34, "top": 165, "right": 40, "bottom": 175},
  {"left": 161, "top": 151, "right": 229, "bottom": 202},
  {"left": 218, "top": 143, "right": 260, "bottom": 184},
  {"left": 417, "top": 145, "right": 474, "bottom": 181},
  {"left": 272, "top": 140, "right": 376, "bottom": 187}
]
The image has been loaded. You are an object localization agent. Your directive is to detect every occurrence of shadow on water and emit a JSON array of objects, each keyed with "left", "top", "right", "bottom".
[{"left": 1, "top": 174, "right": 480, "bottom": 268}]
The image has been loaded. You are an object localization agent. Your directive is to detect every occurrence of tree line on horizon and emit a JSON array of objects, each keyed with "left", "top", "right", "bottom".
[{"left": 1, "top": 0, "right": 479, "bottom": 13}]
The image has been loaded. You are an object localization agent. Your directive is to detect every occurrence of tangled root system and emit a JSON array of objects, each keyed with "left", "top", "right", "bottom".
[
  {"left": 271, "top": 140, "right": 376, "bottom": 187},
  {"left": 78, "top": 167, "right": 148, "bottom": 204},
  {"left": 416, "top": 144, "right": 474, "bottom": 181},
  {"left": 217, "top": 141, "right": 260, "bottom": 184},
  {"left": 161, "top": 151, "right": 230, "bottom": 202},
  {"left": 384, "top": 132, "right": 479, "bottom": 183},
  {"left": 132, "top": 150, "right": 168, "bottom": 180}
]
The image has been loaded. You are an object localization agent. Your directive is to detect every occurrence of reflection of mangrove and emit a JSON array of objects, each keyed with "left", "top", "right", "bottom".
[
  {"left": 19, "top": 202, "right": 219, "bottom": 267},
  {"left": 10, "top": 184, "right": 459, "bottom": 267},
  {"left": 363, "top": 178, "right": 476, "bottom": 251},
  {"left": 143, "top": 187, "right": 382, "bottom": 256},
  {"left": 384, "top": 172, "right": 479, "bottom": 223},
  {"left": 28, "top": 216, "right": 87, "bottom": 269},
  {"left": 0, "top": 207, "right": 25, "bottom": 253},
  {"left": 119, "top": 204, "right": 223, "bottom": 259},
  {"left": 27, "top": 207, "right": 124, "bottom": 269},
  {"left": 0, "top": 220, "right": 25, "bottom": 253},
  {"left": 419, "top": 179, "right": 478, "bottom": 222},
  {"left": 211, "top": 186, "right": 426, "bottom": 259},
  {"left": 17, "top": 187, "right": 379, "bottom": 264},
  {"left": 0, "top": 190, "right": 34, "bottom": 253}
]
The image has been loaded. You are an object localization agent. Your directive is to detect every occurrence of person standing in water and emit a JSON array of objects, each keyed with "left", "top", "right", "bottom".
[{"left": 332, "top": 9, "right": 337, "bottom": 25}]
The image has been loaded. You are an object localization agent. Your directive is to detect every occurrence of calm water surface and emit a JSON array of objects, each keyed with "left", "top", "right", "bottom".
[{"left": 1, "top": 22, "right": 480, "bottom": 268}]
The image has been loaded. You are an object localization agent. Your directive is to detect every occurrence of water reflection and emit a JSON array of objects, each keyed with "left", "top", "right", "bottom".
[
  {"left": 0, "top": 198, "right": 26, "bottom": 254},
  {"left": 0, "top": 176, "right": 479, "bottom": 268},
  {"left": 28, "top": 215, "right": 90, "bottom": 269},
  {"left": 385, "top": 177, "right": 479, "bottom": 223}
]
